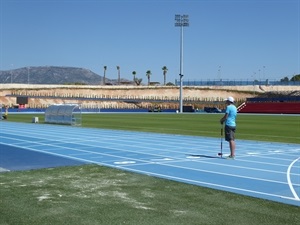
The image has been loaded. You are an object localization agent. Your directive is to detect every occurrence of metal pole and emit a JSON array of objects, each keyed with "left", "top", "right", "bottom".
[
  {"left": 175, "top": 14, "right": 189, "bottom": 113},
  {"left": 27, "top": 67, "right": 29, "bottom": 84},
  {"left": 10, "top": 64, "right": 14, "bottom": 83},
  {"left": 179, "top": 25, "right": 183, "bottom": 113}
]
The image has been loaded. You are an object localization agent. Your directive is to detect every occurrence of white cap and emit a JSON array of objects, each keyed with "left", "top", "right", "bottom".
[{"left": 225, "top": 96, "right": 234, "bottom": 103}]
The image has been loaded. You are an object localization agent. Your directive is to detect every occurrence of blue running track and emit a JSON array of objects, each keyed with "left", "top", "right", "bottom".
[{"left": 0, "top": 121, "right": 299, "bottom": 206}]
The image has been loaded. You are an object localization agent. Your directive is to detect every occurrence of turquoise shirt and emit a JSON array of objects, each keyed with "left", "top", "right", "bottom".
[{"left": 225, "top": 104, "right": 237, "bottom": 127}]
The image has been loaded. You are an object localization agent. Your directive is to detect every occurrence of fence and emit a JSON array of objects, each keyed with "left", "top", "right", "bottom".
[{"left": 175, "top": 79, "right": 300, "bottom": 86}]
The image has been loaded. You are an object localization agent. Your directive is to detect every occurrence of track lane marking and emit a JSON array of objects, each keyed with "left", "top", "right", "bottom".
[{"left": 287, "top": 157, "right": 300, "bottom": 200}]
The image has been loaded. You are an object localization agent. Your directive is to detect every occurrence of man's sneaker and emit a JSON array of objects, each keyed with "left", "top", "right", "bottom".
[{"left": 226, "top": 155, "right": 235, "bottom": 160}]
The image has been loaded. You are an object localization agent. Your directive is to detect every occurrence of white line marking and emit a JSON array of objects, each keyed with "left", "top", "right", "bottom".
[
  {"left": 287, "top": 157, "right": 300, "bottom": 200},
  {"left": 246, "top": 152, "right": 261, "bottom": 155},
  {"left": 151, "top": 158, "right": 174, "bottom": 161},
  {"left": 186, "top": 156, "right": 201, "bottom": 159},
  {"left": 114, "top": 161, "right": 136, "bottom": 165},
  {"left": 0, "top": 167, "right": 10, "bottom": 172},
  {"left": 114, "top": 166, "right": 300, "bottom": 204},
  {"left": 1, "top": 135, "right": 299, "bottom": 186}
]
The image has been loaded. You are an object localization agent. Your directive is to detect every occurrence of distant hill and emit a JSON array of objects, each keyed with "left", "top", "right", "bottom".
[{"left": 0, "top": 66, "right": 129, "bottom": 85}]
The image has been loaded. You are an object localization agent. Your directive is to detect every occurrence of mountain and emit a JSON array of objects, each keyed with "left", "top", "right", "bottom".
[{"left": 0, "top": 66, "right": 122, "bottom": 85}]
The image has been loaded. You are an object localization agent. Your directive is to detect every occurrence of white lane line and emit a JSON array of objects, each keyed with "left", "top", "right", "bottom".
[
  {"left": 1, "top": 134, "right": 300, "bottom": 185},
  {"left": 113, "top": 166, "right": 300, "bottom": 204},
  {"left": 0, "top": 167, "right": 10, "bottom": 172},
  {"left": 0, "top": 135, "right": 294, "bottom": 186},
  {"left": 2, "top": 134, "right": 299, "bottom": 183},
  {"left": 287, "top": 157, "right": 300, "bottom": 200}
]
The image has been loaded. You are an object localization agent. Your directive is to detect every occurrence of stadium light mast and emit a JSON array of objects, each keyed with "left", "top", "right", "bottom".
[
  {"left": 175, "top": 14, "right": 189, "bottom": 113},
  {"left": 27, "top": 67, "right": 30, "bottom": 84}
]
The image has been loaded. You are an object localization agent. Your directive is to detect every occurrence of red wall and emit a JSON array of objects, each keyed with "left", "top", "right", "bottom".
[{"left": 238, "top": 102, "right": 300, "bottom": 114}]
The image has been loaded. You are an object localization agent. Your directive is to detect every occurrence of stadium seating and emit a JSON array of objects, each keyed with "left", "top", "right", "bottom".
[{"left": 238, "top": 102, "right": 300, "bottom": 114}]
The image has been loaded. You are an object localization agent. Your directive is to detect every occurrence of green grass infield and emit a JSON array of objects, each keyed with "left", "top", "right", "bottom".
[{"left": 6, "top": 113, "right": 300, "bottom": 144}]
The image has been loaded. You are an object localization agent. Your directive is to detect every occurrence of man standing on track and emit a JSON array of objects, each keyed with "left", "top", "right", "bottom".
[{"left": 220, "top": 97, "right": 237, "bottom": 159}]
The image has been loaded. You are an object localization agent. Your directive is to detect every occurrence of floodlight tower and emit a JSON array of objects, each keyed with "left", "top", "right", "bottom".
[
  {"left": 175, "top": 14, "right": 189, "bottom": 113},
  {"left": 27, "top": 67, "right": 30, "bottom": 84}
]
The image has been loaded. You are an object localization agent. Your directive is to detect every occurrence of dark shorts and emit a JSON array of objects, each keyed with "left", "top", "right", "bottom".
[{"left": 225, "top": 125, "right": 236, "bottom": 141}]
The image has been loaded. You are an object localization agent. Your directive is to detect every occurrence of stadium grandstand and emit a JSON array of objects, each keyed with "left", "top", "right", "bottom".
[{"left": 237, "top": 91, "right": 300, "bottom": 114}]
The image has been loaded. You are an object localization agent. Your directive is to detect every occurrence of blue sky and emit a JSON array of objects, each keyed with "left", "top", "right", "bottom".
[{"left": 0, "top": 0, "right": 299, "bottom": 84}]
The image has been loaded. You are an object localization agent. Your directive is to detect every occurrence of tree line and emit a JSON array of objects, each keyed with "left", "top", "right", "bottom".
[
  {"left": 280, "top": 74, "right": 300, "bottom": 82},
  {"left": 102, "top": 66, "right": 169, "bottom": 86}
]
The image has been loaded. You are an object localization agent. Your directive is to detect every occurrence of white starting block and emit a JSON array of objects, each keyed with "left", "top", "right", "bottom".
[{"left": 32, "top": 117, "right": 39, "bottom": 123}]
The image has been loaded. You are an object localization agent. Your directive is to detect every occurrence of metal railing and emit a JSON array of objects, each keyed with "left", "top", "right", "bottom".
[{"left": 175, "top": 79, "right": 300, "bottom": 86}]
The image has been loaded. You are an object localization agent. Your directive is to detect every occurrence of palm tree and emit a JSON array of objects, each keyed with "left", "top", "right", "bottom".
[
  {"left": 146, "top": 70, "right": 151, "bottom": 86},
  {"left": 132, "top": 71, "right": 137, "bottom": 82},
  {"left": 117, "top": 66, "right": 120, "bottom": 85},
  {"left": 162, "top": 66, "right": 168, "bottom": 85},
  {"left": 103, "top": 66, "right": 107, "bottom": 85}
]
